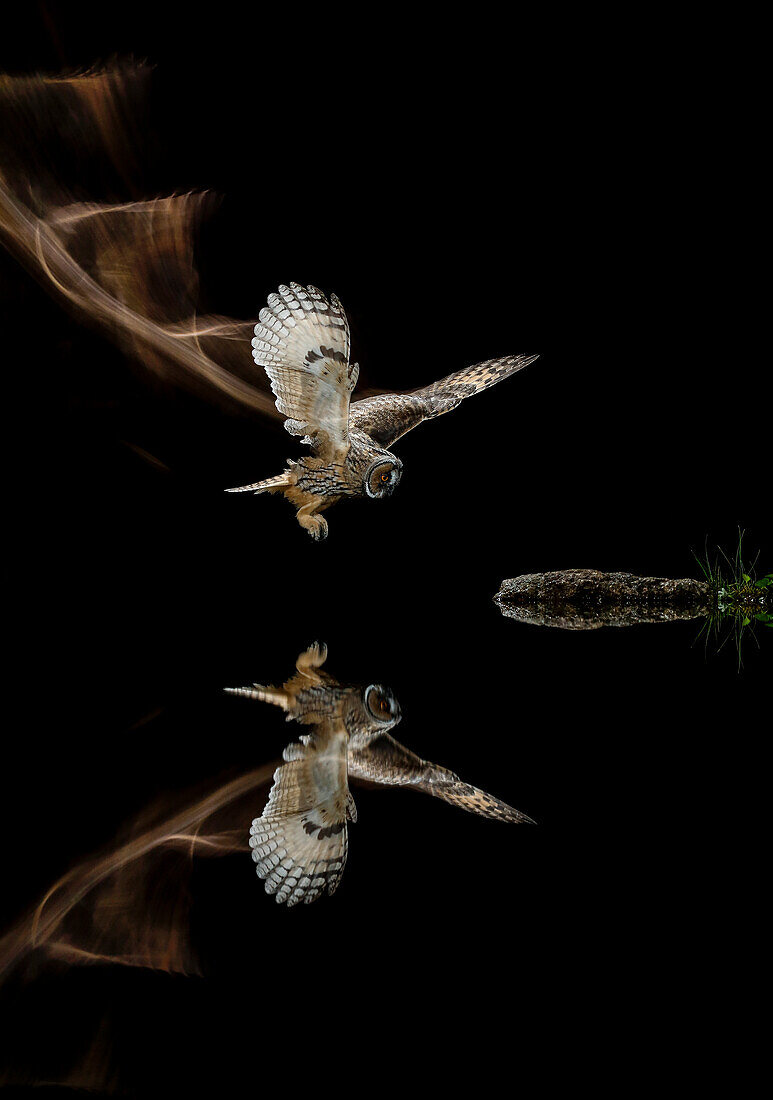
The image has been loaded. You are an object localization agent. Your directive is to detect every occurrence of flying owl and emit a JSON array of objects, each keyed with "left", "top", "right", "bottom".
[
  {"left": 225, "top": 644, "right": 533, "bottom": 906},
  {"left": 225, "top": 284, "right": 538, "bottom": 538}
]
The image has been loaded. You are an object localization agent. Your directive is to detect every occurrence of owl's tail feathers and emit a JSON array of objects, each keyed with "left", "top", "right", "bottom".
[
  {"left": 223, "top": 684, "right": 291, "bottom": 710},
  {"left": 224, "top": 473, "right": 292, "bottom": 495}
]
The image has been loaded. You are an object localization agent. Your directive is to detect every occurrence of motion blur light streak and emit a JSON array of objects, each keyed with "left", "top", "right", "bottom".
[
  {"left": 0, "top": 179, "right": 276, "bottom": 414},
  {"left": 0, "top": 65, "right": 279, "bottom": 414}
]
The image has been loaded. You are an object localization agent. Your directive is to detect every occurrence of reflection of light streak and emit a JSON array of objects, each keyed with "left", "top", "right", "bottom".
[{"left": 0, "top": 764, "right": 276, "bottom": 983}]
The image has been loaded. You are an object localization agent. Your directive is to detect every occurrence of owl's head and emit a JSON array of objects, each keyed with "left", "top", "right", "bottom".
[
  {"left": 364, "top": 684, "right": 401, "bottom": 729},
  {"left": 364, "top": 455, "right": 403, "bottom": 499}
]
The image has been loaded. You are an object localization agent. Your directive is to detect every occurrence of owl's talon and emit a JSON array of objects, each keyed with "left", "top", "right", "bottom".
[
  {"left": 308, "top": 516, "right": 328, "bottom": 540},
  {"left": 307, "top": 642, "right": 328, "bottom": 667},
  {"left": 296, "top": 642, "right": 328, "bottom": 675},
  {"left": 297, "top": 509, "right": 329, "bottom": 540}
]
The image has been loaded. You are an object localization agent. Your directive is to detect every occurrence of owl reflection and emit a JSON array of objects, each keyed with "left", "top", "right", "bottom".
[
  {"left": 226, "top": 283, "right": 538, "bottom": 538},
  {"left": 225, "top": 644, "right": 532, "bottom": 907}
]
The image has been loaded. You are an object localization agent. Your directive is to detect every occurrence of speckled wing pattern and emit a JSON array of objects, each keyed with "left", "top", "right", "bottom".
[
  {"left": 252, "top": 283, "right": 358, "bottom": 461},
  {"left": 348, "top": 732, "right": 534, "bottom": 823},
  {"left": 248, "top": 728, "right": 355, "bottom": 906},
  {"left": 350, "top": 353, "right": 539, "bottom": 449}
]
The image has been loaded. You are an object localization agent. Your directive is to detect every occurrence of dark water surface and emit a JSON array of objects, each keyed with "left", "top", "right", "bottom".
[{"left": 1, "top": 5, "right": 769, "bottom": 1095}]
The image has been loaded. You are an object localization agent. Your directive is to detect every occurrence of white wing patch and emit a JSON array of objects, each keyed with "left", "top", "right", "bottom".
[
  {"left": 252, "top": 283, "right": 359, "bottom": 461},
  {"left": 249, "top": 728, "right": 351, "bottom": 906}
]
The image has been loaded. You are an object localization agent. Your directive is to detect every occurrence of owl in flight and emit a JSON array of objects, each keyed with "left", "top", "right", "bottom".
[
  {"left": 226, "top": 284, "right": 538, "bottom": 538},
  {"left": 225, "top": 644, "right": 533, "bottom": 906}
]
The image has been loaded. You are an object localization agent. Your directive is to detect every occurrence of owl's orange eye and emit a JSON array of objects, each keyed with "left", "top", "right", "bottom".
[{"left": 380, "top": 472, "right": 389, "bottom": 483}]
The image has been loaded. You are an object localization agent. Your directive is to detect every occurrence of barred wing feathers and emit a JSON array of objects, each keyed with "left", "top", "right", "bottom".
[
  {"left": 249, "top": 728, "right": 353, "bottom": 906},
  {"left": 252, "top": 283, "right": 358, "bottom": 461},
  {"left": 348, "top": 732, "right": 534, "bottom": 823},
  {"left": 350, "top": 353, "right": 538, "bottom": 449}
]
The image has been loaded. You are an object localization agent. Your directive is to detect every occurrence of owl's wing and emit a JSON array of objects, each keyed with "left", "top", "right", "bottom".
[
  {"left": 349, "top": 353, "right": 538, "bottom": 449},
  {"left": 249, "top": 728, "right": 354, "bottom": 906},
  {"left": 252, "top": 283, "right": 358, "bottom": 462},
  {"left": 348, "top": 732, "right": 534, "bottom": 823}
]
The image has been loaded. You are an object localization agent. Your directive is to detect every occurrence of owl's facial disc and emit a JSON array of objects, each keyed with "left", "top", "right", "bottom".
[
  {"left": 365, "top": 457, "right": 403, "bottom": 499},
  {"left": 365, "top": 684, "right": 401, "bottom": 727}
]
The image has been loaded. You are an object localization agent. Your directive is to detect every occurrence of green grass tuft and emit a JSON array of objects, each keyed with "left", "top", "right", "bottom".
[{"left": 691, "top": 529, "right": 771, "bottom": 667}]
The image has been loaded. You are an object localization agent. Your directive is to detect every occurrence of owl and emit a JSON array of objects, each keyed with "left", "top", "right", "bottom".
[
  {"left": 226, "top": 283, "right": 538, "bottom": 538},
  {"left": 225, "top": 644, "right": 533, "bottom": 906}
]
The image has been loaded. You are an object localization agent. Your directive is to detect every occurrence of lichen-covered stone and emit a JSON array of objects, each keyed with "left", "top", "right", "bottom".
[{"left": 494, "top": 569, "right": 712, "bottom": 630}]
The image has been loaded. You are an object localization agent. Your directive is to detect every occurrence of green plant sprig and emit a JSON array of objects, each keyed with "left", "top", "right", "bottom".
[{"left": 692, "top": 529, "right": 771, "bottom": 668}]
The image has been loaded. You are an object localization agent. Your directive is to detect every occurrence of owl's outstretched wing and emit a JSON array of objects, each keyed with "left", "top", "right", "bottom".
[
  {"left": 349, "top": 353, "right": 538, "bottom": 449},
  {"left": 252, "top": 283, "right": 358, "bottom": 462},
  {"left": 348, "top": 732, "right": 534, "bottom": 823},
  {"left": 249, "top": 728, "right": 354, "bottom": 906}
]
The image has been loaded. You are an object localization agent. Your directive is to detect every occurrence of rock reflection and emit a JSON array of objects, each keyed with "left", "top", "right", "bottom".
[{"left": 227, "top": 643, "right": 533, "bottom": 906}]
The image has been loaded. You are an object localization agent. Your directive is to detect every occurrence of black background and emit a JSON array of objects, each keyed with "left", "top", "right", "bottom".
[{"left": 1, "top": 3, "right": 769, "bottom": 1095}]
